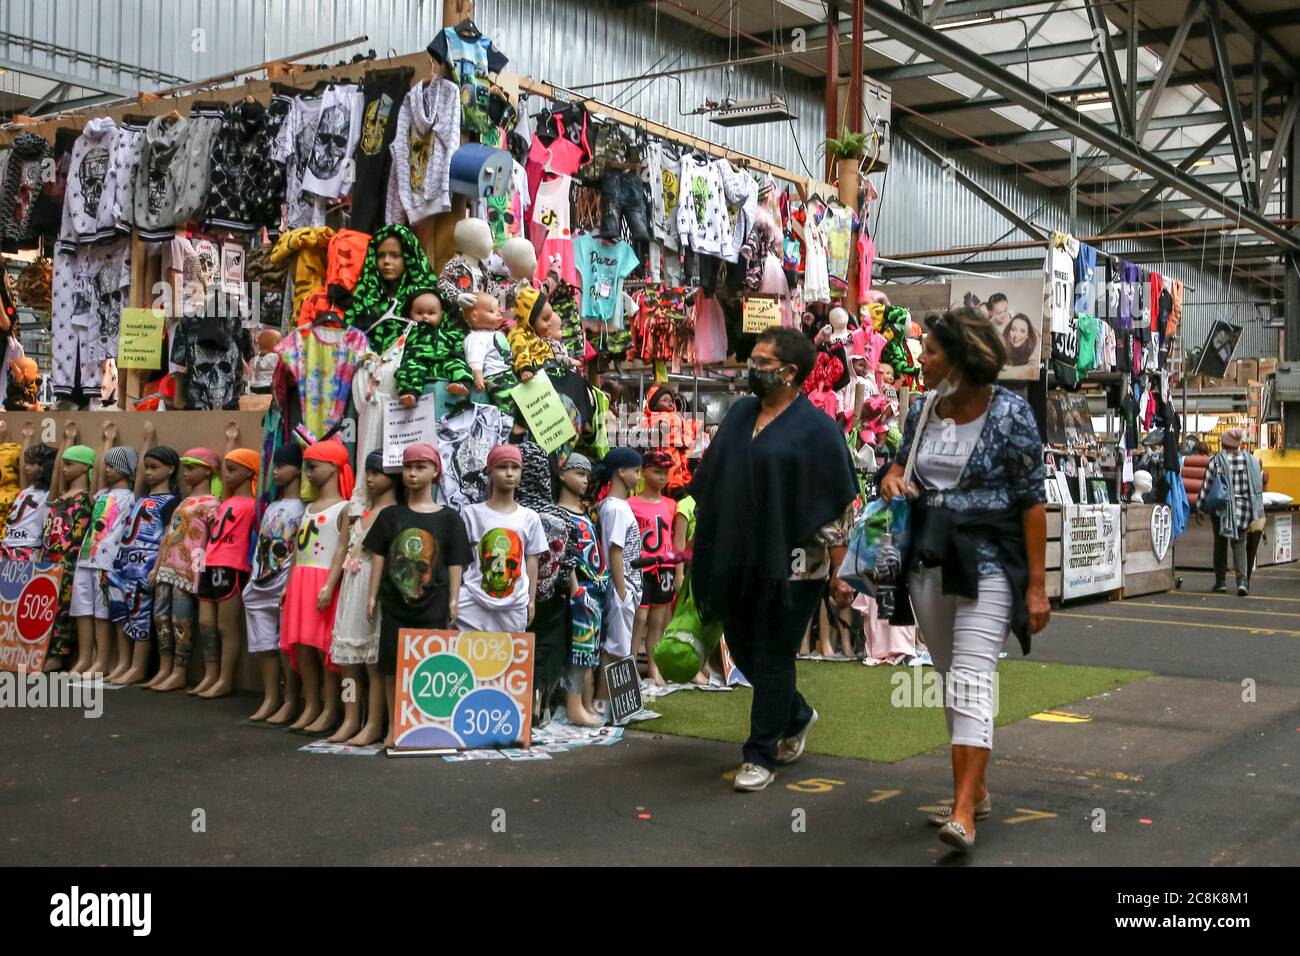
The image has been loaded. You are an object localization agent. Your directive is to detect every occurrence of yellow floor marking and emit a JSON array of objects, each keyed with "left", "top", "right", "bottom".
[
  {"left": 1121, "top": 602, "right": 1300, "bottom": 618},
  {"left": 917, "top": 799, "right": 952, "bottom": 814},
  {"left": 1005, "top": 808, "right": 1058, "bottom": 825},
  {"left": 1144, "top": 592, "right": 1300, "bottom": 604},
  {"left": 786, "top": 778, "right": 845, "bottom": 793},
  {"left": 1054, "top": 611, "right": 1300, "bottom": 637},
  {"left": 867, "top": 789, "right": 902, "bottom": 803},
  {"left": 722, "top": 770, "right": 737, "bottom": 782},
  {"left": 1029, "top": 710, "right": 1093, "bottom": 723}
]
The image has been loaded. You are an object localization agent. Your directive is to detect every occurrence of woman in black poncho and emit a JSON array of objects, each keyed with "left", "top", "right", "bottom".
[{"left": 689, "top": 328, "right": 858, "bottom": 793}]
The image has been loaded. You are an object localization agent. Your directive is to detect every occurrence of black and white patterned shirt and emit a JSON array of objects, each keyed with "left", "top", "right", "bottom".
[{"left": 1206, "top": 450, "right": 1252, "bottom": 534}]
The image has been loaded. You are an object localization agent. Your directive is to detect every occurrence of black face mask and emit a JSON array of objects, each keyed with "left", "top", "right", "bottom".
[{"left": 748, "top": 364, "right": 788, "bottom": 398}]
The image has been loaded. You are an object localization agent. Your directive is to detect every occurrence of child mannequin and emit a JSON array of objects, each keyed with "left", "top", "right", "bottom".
[
  {"left": 461, "top": 291, "right": 518, "bottom": 407},
  {"left": 193, "top": 445, "right": 259, "bottom": 699},
  {"left": 242, "top": 443, "right": 306, "bottom": 721},
  {"left": 457, "top": 444, "right": 548, "bottom": 634},
  {"left": 594, "top": 447, "right": 643, "bottom": 702},
  {"left": 106, "top": 432, "right": 180, "bottom": 685},
  {"left": 73, "top": 425, "right": 138, "bottom": 676},
  {"left": 329, "top": 451, "right": 397, "bottom": 745},
  {"left": 509, "top": 287, "right": 576, "bottom": 383},
  {"left": 396, "top": 290, "right": 473, "bottom": 406},
  {"left": 149, "top": 448, "right": 223, "bottom": 692},
  {"left": 366, "top": 443, "right": 471, "bottom": 749},
  {"left": 629, "top": 449, "right": 678, "bottom": 686},
  {"left": 0, "top": 436, "right": 56, "bottom": 561},
  {"left": 42, "top": 426, "right": 95, "bottom": 672},
  {"left": 250, "top": 328, "right": 282, "bottom": 395},
  {"left": 280, "top": 439, "right": 351, "bottom": 734},
  {"left": 557, "top": 453, "right": 607, "bottom": 726}
]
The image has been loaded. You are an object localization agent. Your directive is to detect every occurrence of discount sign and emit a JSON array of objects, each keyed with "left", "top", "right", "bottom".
[
  {"left": 0, "top": 561, "right": 64, "bottom": 672},
  {"left": 392, "top": 629, "right": 535, "bottom": 751}
]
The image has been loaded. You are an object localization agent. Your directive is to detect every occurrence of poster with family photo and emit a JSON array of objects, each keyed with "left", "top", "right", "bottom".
[
  {"left": 1045, "top": 390, "right": 1096, "bottom": 446},
  {"left": 949, "top": 278, "right": 1045, "bottom": 381}
]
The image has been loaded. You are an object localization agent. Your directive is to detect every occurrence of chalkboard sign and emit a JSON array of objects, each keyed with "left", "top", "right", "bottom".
[{"left": 603, "top": 655, "right": 643, "bottom": 725}]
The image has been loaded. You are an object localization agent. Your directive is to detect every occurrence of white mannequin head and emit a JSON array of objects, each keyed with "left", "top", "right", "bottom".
[
  {"left": 1132, "top": 470, "right": 1153, "bottom": 498},
  {"left": 453, "top": 218, "right": 494, "bottom": 263},
  {"left": 500, "top": 236, "right": 537, "bottom": 280},
  {"left": 829, "top": 306, "right": 851, "bottom": 336}
]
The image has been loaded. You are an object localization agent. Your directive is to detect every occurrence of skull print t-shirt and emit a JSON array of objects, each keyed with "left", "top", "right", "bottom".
[
  {"left": 364, "top": 504, "right": 472, "bottom": 629},
  {"left": 458, "top": 501, "right": 549, "bottom": 623}
]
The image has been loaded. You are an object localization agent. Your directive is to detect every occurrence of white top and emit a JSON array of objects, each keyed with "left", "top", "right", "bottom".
[
  {"left": 250, "top": 351, "right": 278, "bottom": 389},
  {"left": 464, "top": 329, "right": 511, "bottom": 378},
  {"left": 1, "top": 487, "right": 50, "bottom": 551},
  {"left": 914, "top": 413, "right": 987, "bottom": 491},
  {"left": 460, "top": 501, "right": 549, "bottom": 614},
  {"left": 300, "top": 83, "right": 363, "bottom": 200},
  {"left": 597, "top": 496, "right": 642, "bottom": 594}
]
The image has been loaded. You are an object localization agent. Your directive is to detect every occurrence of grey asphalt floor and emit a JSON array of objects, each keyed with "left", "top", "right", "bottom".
[{"left": 2, "top": 563, "right": 1296, "bottom": 866}]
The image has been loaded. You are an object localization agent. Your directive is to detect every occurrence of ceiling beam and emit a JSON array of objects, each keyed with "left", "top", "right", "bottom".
[
  {"left": 911, "top": 64, "right": 1260, "bottom": 118},
  {"left": 1000, "top": 138, "right": 1275, "bottom": 177},
  {"left": 1083, "top": 0, "right": 1135, "bottom": 137},
  {"left": 1099, "top": 126, "right": 1232, "bottom": 234},
  {"left": 1260, "top": 91, "right": 1299, "bottom": 203},
  {"left": 950, "top": 108, "right": 1281, "bottom": 149},
  {"left": 1204, "top": 0, "right": 1261, "bottom": 208},
  {"left": 858, "top": 0, "right": 1300, "bottom": 252},
  {"left": 1136, "top": 0, "right": 1203, "bottom": 137}
]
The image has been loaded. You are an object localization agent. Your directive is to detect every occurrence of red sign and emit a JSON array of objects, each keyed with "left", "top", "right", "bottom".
[{"left": 0, "top": 561, "right": 63, "bottom": 672}]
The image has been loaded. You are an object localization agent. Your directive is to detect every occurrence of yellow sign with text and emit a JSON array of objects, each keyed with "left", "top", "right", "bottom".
[
  {"left": 116, "top": 308, "right": 166, "bottom": 369},
  {"left": 510, "top": 373, "right": 578, "bottom": 453},
  {"left": 742, "top": 295, "right": 782, "bottom": 334}
]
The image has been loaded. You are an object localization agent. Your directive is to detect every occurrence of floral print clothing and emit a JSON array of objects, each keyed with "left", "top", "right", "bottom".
[
  {"left": 40, "top": 490, "right": 93, "bottom": 658},
  {"left": 896, "top": 386, "right": 1047, "bottom": 577},
  {"left": 276, "top": 323, "right": 370, "bottom": 438}
]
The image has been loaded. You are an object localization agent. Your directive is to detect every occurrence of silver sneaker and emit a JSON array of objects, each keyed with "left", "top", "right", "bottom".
[
  {"left": 733, "top": 762, "right": 775, "bottom": 792},
  {"left": 776, "top": 709, "right": 819, "bottom": 765},
  {"left": 927, "top": 794, "right": 992, "bottom": 826}
]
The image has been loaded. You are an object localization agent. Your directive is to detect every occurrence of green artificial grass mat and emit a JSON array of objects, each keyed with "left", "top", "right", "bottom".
[{"left": 635, "top": 659, "right": 1151, "bottom": 763}]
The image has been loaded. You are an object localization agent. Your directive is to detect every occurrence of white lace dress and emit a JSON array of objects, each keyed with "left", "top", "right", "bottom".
[
  {"left": 351, "top": 316, "right": 414, "bottom": 510},
  {"left": 329, "top": 511, "right": 379, "bottom": 666}
]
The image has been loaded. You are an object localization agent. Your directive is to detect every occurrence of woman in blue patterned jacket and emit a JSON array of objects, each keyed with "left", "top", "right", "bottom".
[{"left": 880, "top": 306, "right": 1050, "bottom": 854}]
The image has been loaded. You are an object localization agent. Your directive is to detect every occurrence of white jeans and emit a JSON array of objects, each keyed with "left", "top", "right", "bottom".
[{"left": 909, "top": 567, "right": 1012, "bottom": 750}]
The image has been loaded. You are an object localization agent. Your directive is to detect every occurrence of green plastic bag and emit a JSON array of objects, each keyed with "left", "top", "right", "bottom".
[{"left": 653, "top": 579, "right": 723, "bottom": 683}]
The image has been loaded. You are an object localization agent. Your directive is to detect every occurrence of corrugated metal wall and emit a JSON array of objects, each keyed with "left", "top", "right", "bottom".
[
  {"left": 5, "top": 1, "right": 1278, "bottom": 357},
  {"left": 872, "top": 129, "right": 1281, "bottom": 358}
]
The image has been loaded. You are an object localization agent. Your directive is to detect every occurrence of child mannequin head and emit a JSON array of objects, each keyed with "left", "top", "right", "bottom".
[
  {"left": 401, "top": 443, "right": 442, "bottom": 500},
  {"left": 223, "top": 449, "right": 261, "bottom": 497},
  {"left": 515, "top": 287, "right": 559, "bottom": 339},
  {"left": 180, "top": 448, "right": 221, "bottom": 496},
  {"left": 501, "top": 237, "right": 537, "bottom": 281},
  {"left": 256, "top": 328, "right": 281, "bottom": 355},
  {"left": 640, "top": 449, "right": 671, "bottom": 495},
  {"left": 600, "top": 447, "right": 642, "bottom": 498},
  {"left": 364, "top": 452, "right": 398, "bottom": 502},
  {"left": 22, "top": 444, "right": 57, "bottom": 491},
  {"left": 453, "top": 218, "right": 494, "bottom": 263},
  {"left": 646, "top": 383, "right": 677, "bottom": 414},
  {"left": 142, "top": 447, "right": 180, "bottom": 496},
  {"left": 558, "top": 453, "right": 592, "bottom": 502},
  {"left": 103, "top": 446, "right": 138, "bottom": 489},
  {"left": 486, "top": 444, "right": 523, "bottom": 499},
  {"left": 271, "top": 443, "right": 303, "bottom": 492},
  {"left": 61, "top": 445, "right": 96, "bottom": 492},
  {"left": 302, "top": 440, "right": 354, "bottom": 501},
  {"left": 375, "top": 235, "right": 406, "bottom": 290},
  {"left": 462, "top": 291, "right": 503, "bottom": 332},
  {"left": 405, "top": 290, "right": 443, "bottom": 328}
]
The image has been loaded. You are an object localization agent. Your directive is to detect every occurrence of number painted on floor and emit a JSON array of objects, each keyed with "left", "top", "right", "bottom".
[
  {"left": 786, "top": 778, "right": 845, "bottom": 793},
  {"left": 867, "top": 789, "right": 902, "bottom": 804},
  {"left": 1004, "top": 808, "right": 1058, "bottom": 825}
]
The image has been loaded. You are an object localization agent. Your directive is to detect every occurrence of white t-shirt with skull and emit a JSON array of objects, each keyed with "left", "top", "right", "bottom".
[
  {"left": 300, "top": 83, "right": 364, "bottom": 200},
  {"left": 457, "top": 500, "right": 549, "bottom": 631}
]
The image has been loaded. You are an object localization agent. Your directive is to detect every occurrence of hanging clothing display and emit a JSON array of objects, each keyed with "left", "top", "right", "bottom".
[
  {"left": 530, "top": 172, "right": 578, "bottom": 286},
  {"left": 0, "top": 132, "right": 52, "bottom": 252},
  {"left": 269, "top": 226, "right": 336, "bottom": 325},
  {"left": 274, "top": 92, "right": 329, "bottom": 230},
  {"left": 300, "top": 82, "right": 363, "bottom": 200},
  {"left": 802, "top": 209, "right": 831, "bottom": 305},
  {"left": 204, "top": 98, "right": 278, "bottom": 232},
  {"left": 675, "top": 153, "right": 727, "bottom": 256},
  {"left": 427, "top": 23, "right": 510, "bottom": 138},
  {"left": 274, "top": 323, "right": 369, "bottom": 437},
  {"left": 385, "top": 77, "right": 460, "bottom": 226},
  {"left": 56, "top": 117, "right": 121, "bottom": 250},
  {"left": 128, "top": 107, "right": 223, "bottom": 241},
  {"left": 434, "top": 402, "right": 515, "bottom": 511},
  {"left": 349, "top": 67, "right": 414, "bottom": 235}
]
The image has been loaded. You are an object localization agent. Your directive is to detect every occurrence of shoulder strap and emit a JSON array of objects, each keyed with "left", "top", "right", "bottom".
[{"left": 901, "top": 390, "right": 939, "bottom": 489}]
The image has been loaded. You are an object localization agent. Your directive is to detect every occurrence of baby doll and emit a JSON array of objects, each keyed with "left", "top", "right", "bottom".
[
  {"left": 460, "top": 291, "right": 519, "bottom": 407},
  {"left": 395, "top": 289, "right": 474, "bottom": 407},
  {"left": 508, "top": 286, "right": 574, "bottom": 383},
  {"left": 4, "top": 357, "right": 42, "bottom": 411},
  {"left": 249, "top": 328, "right": 282, "bottom": 395}
]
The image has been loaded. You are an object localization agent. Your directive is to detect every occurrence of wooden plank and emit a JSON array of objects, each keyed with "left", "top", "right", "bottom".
[
  {"left": 1122, "top": 567, "right": 1176, "bottom": 598},
  {"left": 1123, "top": 548, "right": 1169, "bottom": 575},
  {"left": 1046, "top": 508, "right": 1062, "bottom": 538},
  {"left": 1046, "top": 541, "right": 1061, "bottom": 569},
  {"left": 1046, "top": 570, "right": 1061, "bottom": 600}
]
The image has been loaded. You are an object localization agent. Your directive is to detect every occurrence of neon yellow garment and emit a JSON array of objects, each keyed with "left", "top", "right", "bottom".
[{"left": 0, "top": 443, "right": 22, "bottom": 540}]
